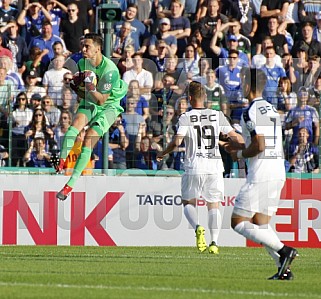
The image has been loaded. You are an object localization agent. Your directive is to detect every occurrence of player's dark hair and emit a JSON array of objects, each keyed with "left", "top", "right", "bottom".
[
  {"left": 84, "top": 33, "right": 103, "bottom": 48},
  {"left": 189, "top": 81, "right": 206, "bottom": 100}
]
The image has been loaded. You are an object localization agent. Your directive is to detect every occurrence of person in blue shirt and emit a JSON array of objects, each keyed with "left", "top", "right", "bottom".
[
  {"left": 28, "top": 20, "right": 66, "bottom": 67},
  {"left": 210, "top": 20, "right": 249, "bottom": 67},
  {"left": 260, "top": 46, "right": 287, "bottom": 108},
  {"left": 215, "top": 49, "right": 245, "bottom": 123},
  {"left": 23, "top": 137, "right": 52, "bottom": 167}
]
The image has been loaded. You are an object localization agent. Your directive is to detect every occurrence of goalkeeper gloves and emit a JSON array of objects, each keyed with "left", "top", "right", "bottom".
[{"left": 83, "top": 72, "right": 97, "bottom": 93}]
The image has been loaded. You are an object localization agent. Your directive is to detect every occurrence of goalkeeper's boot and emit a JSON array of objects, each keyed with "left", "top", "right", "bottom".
[
  {"left": 55, "top": 158, "right": 65, "bottom": 174},
  {"left": 195, "top": 225, "right": 207, "bottom": 253},
  {"left": 56, "top": 184, "right": 73, "bottom": 201},
  {"left": 268, "top": 268, "right": 294, "bottom": 280},
  {"left": 277, "top": 246, "right": 298, "bottom": 279},
  {"left": 208, "top": 241, "right": 219, "bottom": 254}
]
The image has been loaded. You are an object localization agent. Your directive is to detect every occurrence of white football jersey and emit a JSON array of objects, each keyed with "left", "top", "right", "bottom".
[
  {"left": 241, "top": 98, "right": 286, "bottom": 182},
  {"left": 177, "top": 108, "right": 233, "bottom": 174}
]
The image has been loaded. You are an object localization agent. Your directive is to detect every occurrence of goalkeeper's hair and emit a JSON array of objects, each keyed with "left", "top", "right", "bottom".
[{"left": 84, "top": 33, "right": 103, "bottom": 49}]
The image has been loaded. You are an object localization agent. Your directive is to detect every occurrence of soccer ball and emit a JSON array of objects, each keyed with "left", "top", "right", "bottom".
[{"left": 70, "top": 70, "right": 97, "bottom": 92}]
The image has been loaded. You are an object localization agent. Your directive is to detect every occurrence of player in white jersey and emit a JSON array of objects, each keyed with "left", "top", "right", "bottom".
[
  {"left": 229, "top": 68, "right": 298, "bottom": 280},
  {"left": 157, "top": 81, "right": 243, "bottom": 254}
]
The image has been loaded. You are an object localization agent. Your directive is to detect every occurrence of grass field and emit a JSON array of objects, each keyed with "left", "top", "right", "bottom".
[{"left": 0, "top": 246, "right": 320, "bottom": 299}]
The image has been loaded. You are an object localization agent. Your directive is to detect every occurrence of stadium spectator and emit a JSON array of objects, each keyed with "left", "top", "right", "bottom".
[
  {"left": 292, "top": 22, "right": 321, "bottom": 58},
  {"left": 134, "top": 135, "right": 159, "bottom": 170},
  {"left": 0, "top": 55, "right": 24, "bottom": 93},
  {"left": 29, "top": 93, "right": 43, "bottom": 111},
  {"left": 288, "top": 127, "right": 319, "bottom": 173},
  {"left": 313, "top": 11, "right": 321, "bottom": 42},
  {"left": 148, "top": 18, "right": 177, "bottom": 56},
  {"left": 204, "top": 69, "right": 227, "bottom": 114},
  {"left": 24, "top": 46, "right": 48, "bottom": 80},
  {"left": 307, "top": 75, "right": 321, "bottom": 109},
  {"left": 177, "top": 44, "right": 200, "bottom": 80},
  {"left": 112, "top": 21, "right": 135, "bottom": 58},
  {"left": 198, "top": 0, "right": 228, "bottom": 64},
  {"left": 58, "top": 86, "right": 77, "bottom": 116},
  {"left": 42, "top": 54, "right": 69, "bottom": 105},
  {"left": 285, "top": 86, "right": 319, "bottom": 149},
  {"left": 108, "top": 115, "right": 129, "bottom": 169},
  {"left": 0, "top": 0, "right": 18, "bottom": 28},
  {"left": 210, "top": 21, "right": 249, "bottom": 67},
  {"left": 11, "top": 92, "right": 33, "bottom": 166},
  {"left": 114, "top": 3, "right": 148, "bottom": 54},
  {"left": 276, "top": 76, "right": 297, "bottom": 114},
  {"left": 260, "top": 46, "right": 287, "bottom": 107},
  {"left": 0, "top": 143, "right": 8, "bottom": 166},
  {"left": 122, "top": 97, "right": 146, "bottom": 168},
  {"left": 301, "top": 55, "right": 321, "bottom": 88},
  {"left": 173, "top": 95, "right": 189, "bottom": 125},
  {"left": 24, "top": 69, "right": 46, "bottom": 102},
  {"left": 167, "top": 0, "right": 191, "bottom": 58},
  {"left": 0, "top": 33, "right": 12, "bottom": 61},
  {"left": 41, "top": 95, "right": 61, "bottom": 129},
  {"left": 149, "top": 40, "right": 170, "bottom": 72},
  {"left": 0, "top": 20, "right": 29, "bottom": 74},
  {"left": 251, "top": 36, "right": 283, "bottom": 69},
  {"left": 281, "top": 52, "right": 297, "bottom": 85},
  {"left": 116, "top": 44, "right": 135, "bottom": 76},
  {"left": 60, "top": 2, "right": 89, "bottom": 54},
  {"left": 28, "top": 20, "right": 66, "bottom": 68},
  {"left": 283, "top": 0, "right": 300, "bottom": 39},
  {"left": 44, "top": 0, "right": 67, "bottom": 37},
  {"left": 215, "top": 49, "right": 243, "bottom": 123},
  {"left": 17, "top": 1, "right": 52, "bottom": 45},
  {"left": 24, "top": 107, "right": 55, "bottom": 150},
  {"left": 150, "top": 74, "right": 180, "bottom": 122},
  {"left": 121, "top": 79, "right": 150, "bottom": 121},
  {"left": 257, "top": 16, "right": 288, "bottom": 57},
  {"left": 23, "top": 137, "right": 51, "bottom": 167},
  {"left": 122, "top": 53, "right": 153, "bottom": 101},
  {"left": 192, "top": 58, "right": 210, "bottom": 84},
  {"left": 53, "top": 110, "right": 72, "bottom": 150}
]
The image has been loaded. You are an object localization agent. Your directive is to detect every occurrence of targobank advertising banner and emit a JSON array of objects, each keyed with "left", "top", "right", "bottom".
[{"left": 0, "top": 175, "right": 319, "bottom": 247}]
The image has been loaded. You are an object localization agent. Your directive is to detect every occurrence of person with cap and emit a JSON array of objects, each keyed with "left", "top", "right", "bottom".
[
  {"left": 148, "top": 18, "right": 177, "bottom": 56},
  {"left": 210, "top": 20, "right": 249, "bottom": 67},
  {"left": 29, "top": 93, "right": 43, "bottom": 111},
  {"left": 25, "top": 69, "right": 46, "bottom": 102}
]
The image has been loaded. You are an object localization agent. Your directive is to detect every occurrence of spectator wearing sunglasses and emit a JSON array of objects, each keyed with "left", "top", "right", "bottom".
[
  {"left": 59, "top": 3, "right": 89, "bottom": 54},
  {"left": 41, "top": 95, "right": 61, "bottom": 129},
  {"left": 12, "top": 92, "right": 33, "bottom": 166}
]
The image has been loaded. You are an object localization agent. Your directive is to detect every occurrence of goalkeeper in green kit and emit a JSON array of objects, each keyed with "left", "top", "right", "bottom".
[{"left": 56, "top": 33, "right": 128, "bottom": 200}]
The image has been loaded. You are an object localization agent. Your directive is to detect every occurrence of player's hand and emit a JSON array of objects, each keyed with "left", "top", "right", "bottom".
[{"left": 83, "top": 71, "right": 97, "bottom": 93}]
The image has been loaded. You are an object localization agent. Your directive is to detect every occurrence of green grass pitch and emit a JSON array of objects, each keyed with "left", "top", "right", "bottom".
[{"left": 0, "top": 246, "right": 320, "bottom": 299}]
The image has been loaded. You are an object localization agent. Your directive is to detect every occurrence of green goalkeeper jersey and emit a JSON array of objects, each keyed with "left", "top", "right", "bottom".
[{"left": 78, "top": 56, "right": 128, "bottom": 106}]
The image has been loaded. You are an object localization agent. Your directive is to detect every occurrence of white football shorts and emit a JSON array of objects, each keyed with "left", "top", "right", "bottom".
[
  {"left": 233, "top": 180, "right": 285, "bottom": 217},
  {"left": 181, "top": 173, "right": 224, "bottom": 203}
]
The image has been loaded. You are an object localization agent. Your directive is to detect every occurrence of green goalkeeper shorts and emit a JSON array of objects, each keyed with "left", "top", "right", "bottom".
[{"left": 77, "top": 99, "right": 124, "bottom": 136}]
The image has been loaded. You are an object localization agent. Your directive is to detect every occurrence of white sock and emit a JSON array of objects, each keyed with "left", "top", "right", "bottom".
[
  {"left": 265, "top": 246, "right": 281, "bottom": 268},
  {"left": 184, "top": 204, "right": 198, "bottom": 230},
  {"left": 208, "top": 208, "right": 222, "bottom": 244},
  {"left": 233, "top": 221, "right": 284, "bottom": 252}
]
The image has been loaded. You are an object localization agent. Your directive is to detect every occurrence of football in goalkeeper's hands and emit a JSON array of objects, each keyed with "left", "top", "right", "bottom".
[{"left": 70, "top": 70, "right": 97, "bottom": 92}]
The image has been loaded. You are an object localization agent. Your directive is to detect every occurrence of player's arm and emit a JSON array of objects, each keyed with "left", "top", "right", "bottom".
[
  {"left": 231, "top": 134, "right": 265, "bottom": 161},
  {"left": 156, "top": 134, "right": 184, "bottom": 161},
  {"left": 221, "top": 130, "right": 245, "bottom": 152}
]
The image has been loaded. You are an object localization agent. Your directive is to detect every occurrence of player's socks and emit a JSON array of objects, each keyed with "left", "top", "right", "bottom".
[
  {"left": 183, "top": 204, "right": 198, "bottom": 230},
  {"left": 233, "top": 221, "right": 284, "bottom": 252},
  {"left": 208, "top": 208, "right": 222, "bottom": 245},
  {"left": 60, "top": 126, "right": 79, "bottom": 159},
  {"left": 265, "top": 245, "right": 281, "bottom": 267},
  {"left": 65, "top": 146, "right": 92, "bottom": 188}
]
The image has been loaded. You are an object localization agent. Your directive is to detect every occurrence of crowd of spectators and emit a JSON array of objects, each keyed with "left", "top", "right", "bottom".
[{"left": 0, "top": 0, "right": 320, "bottom": 175}]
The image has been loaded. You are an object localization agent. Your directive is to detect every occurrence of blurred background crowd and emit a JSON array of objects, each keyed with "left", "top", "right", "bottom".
[{"left": 0, "top": 0, "right": 320, "bottom": 176}]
